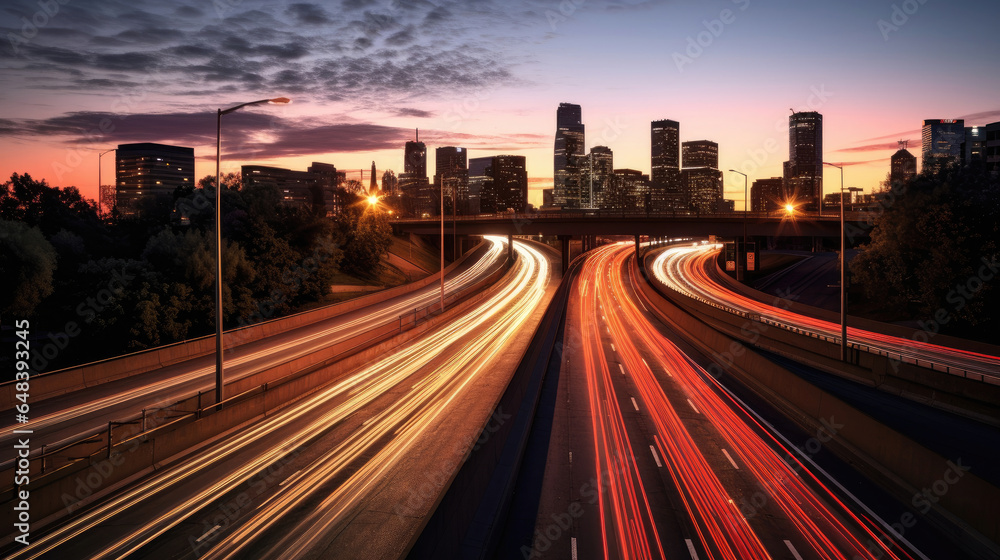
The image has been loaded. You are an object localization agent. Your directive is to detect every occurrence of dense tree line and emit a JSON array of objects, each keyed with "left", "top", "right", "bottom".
[
  {"left": 851, "top": 164, "right": 999, "bottom": 333},
  {"left": 1, "top": 172, "right": 392, "bottom": 373}
]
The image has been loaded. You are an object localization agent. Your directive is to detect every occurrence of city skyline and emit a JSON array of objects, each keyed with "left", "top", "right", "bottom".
[{"left": 1, "top": 0, "right": 998, "bottom": 210}]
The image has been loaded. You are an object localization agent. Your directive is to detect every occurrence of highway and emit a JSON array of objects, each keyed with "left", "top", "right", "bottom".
[
  {"left": 652, "top": 243, "right": 1000, "bottom": 381},
  {"left": 0, "top": 239, "right": 507, "bottom": 457},
  {"left": 4, "top": 237, "right": 553, "bottom": 559},
  {"left": 525, "top": 242, "right": 922, "bottom": 559}
]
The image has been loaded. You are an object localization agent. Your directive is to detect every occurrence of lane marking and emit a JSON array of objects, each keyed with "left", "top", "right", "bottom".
[
  {"left": 784, "top": 540, "right": 804, "bottom": 560},
  {"left": 196, "top": 524, "right": 222, "bottom": 543},
  {"left": 721, "top": 449, "right": 739, "bottom": 469},
  {"left": 610, "top": 343, "right": 616, "bottom": 352},
  {"left": 280, "top": 469, "right": 302, "bottom": 486},
  {"left": 569, "top": 451, "right": 573, "bottom": 464},
  {"left": 618, "top": 363, "right": 626, "bottom": 376},
  {"left": 631, "top": 397, "right": 639, "bottom": 411},
  {"left": 649, "top": 445, "right": 662, "bottom": 467},
  {"left": 571, "top": 537, "right": 578, "bottom": 560},
  {"left": 687, "top": 399, "right": 700, "bottom": 414},
  {"left": 642, "top": 358, "right": 649, "bottom": 369},
  {"left": 685, "top": 539, "right": 700, "bottom": 560}
]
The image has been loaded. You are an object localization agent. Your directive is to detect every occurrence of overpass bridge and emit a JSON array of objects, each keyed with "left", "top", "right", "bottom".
[{"left": 392, "top": 210, "right": 874, "bottom": 271}]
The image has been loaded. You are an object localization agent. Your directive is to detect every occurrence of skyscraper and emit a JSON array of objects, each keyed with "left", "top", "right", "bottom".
[
  {"left": 650, "top": 119, "right": 681, "bottom": 212},
  {"left": 435, "top": 146, "right": 469, "bottom": 214},
  {"left": 399, "top": 130, "right": 430, "bottom": 215},
  {"left": 468, "top": 156, "right": 491, "bottom": 215},
  {"left": 889, "top": 143, "right": 916, "bottom": 187},
  {"left": 750, "top": 177, "right": 785, "bottom": 213},
  {"left": 963, "top": 125, "right": 986, "bottom": 166},
  {"left": 369, "top": 161, "right": 377, "bottom": 195},
  {"left": 681, "top": 140, "right": 722, "bottom": 213},
  {"left": 782, "top": 111, "right": 823, "bottom": 210},
  {"left": 682, "top": 140, "right": 718, "bottom": 169},
  {"left": 921, "top": 119, "right": 964, "bottom": 174},
  {"left": 480, "top": 155, "right": 528, "bottom": 213},
  {"left": 554, "top": 103, "right": 585, "bottom": 208},
  {"left": 585, "top": 145, "right": 613, "bottom": 209},
  {"left": 604, "top": 169, "right": 650, "bottom": 213},
  {"left": 115, "top": 142, "right": 194, "bottom": 216}
]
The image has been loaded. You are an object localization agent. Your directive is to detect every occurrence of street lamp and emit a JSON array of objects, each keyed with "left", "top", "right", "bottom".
[
  {"left": 729, "top": 169, "right": 749, "bottom": 283},
  {"left": 214, "top": 97, "right": 290, "bottom": 407},
  {"left": 823, "top": 161, "right": 847, "bottom": 362},
  {"left": 98, "top": 148, "right": 115, "bottom": 218}
]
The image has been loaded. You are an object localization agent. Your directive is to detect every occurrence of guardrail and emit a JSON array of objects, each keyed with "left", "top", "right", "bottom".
[{"left": 652, "top": 252, "right": 999, "bottom": 386}]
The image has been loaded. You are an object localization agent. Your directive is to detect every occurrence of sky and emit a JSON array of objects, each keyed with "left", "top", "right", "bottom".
[{"left": 1, "top": 0, "right": 998, "bottom": 210}]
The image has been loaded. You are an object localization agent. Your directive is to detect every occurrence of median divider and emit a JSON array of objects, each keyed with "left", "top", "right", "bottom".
[
  {"left": 0, "top": 249, "right": 509, "bottom": 536},
  {"left": 632, "top": 255, "right": 1000, "bottom": 556},
  {"left": 0, "top": 241, "right": 487, "bottom": 410}
]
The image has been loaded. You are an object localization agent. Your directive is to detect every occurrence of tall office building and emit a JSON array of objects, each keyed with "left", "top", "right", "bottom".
[
  {"left": 782, "top": 111, "right": 823, "bottom": 210},
  {"left": 554, "top": 103, "right": 585, "bottom": 208},
  {"left": 604, "top": 169, "right": 650, "bottom": 212},
  {"left": 308, "top": 161, "right": 343, "bottom": 216},
  {"left": 921, "top": 119, "right": 964, "bottom": 174},
  {"left": 681, "top": 140, "right": 721, "bottom": 213},
  {"left": 479, "top": 155, "right": 528, "bottom": 213},
  {"left": 435, "top": 146, "right": 469, "bottom": 214},
  {"left": 682, "top": 140, "right": 719, "bottom": 169},
  {"left": 963, "top": 125, "right": 987, "bottom": 166},
  {"left": 889, "top": 143, "right": 917, "bottom": 187},
  {"left": 986, "top": 121, "right": 1000, "bottom": 173},
  {"left": 468, "top": 156, "right": 492, "bottom": 214},
  {"left": 650, "top": 119, "right": 681, "bottom": 212},
  {"left": 243, "top": 162, "right": 342, "bottom": 215},
  {"left": 399, "top": 130, "right": 431, "bottom": 215},
  {"left": 115, "top": 142, "right": 194, "bottom": 215},
  {"left": 750, "top": 177, "right": 785, "bottom": 212},
  {"left": 584, "top": 145, "right": 613, "bottom": 209}
]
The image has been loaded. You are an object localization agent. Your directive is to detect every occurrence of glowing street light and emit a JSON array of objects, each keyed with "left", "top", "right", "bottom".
[{"left": 214, "top": 96, "right": 290, "bottom": 408}]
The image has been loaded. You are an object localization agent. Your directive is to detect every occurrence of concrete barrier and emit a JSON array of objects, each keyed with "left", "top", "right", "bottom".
[
  {"left": 633, "top": 257, "right": 1000, "bottom": 555},
  {"left": 0, "top": 241, "right": 488, "bottom": 410}
]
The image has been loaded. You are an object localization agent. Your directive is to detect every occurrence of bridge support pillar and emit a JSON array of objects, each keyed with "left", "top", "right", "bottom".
[
  {"left": 507, "top": 234, "right": 514, "bottom": 265},
  {"left": 560, "top": 235, "right": 570, "bottom": 274},
  {"left": 634, "top": 234, "right": 641, "bottom": 261}
]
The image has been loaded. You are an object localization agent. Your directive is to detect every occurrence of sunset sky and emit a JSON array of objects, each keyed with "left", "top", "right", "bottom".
[{"left": 2, "top": 0, "right": 998, "bottom": 209}]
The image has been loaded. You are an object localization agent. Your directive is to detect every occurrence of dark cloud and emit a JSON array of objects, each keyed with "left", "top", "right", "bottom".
[
  {"left": 395, "top": 108, "right": 434, "bottom": 118},
  {"left": 285, "top": 3, "right": 332, "bottom": 25},
  {"left": 834, "top": 142, "right": 904, "bottom": 153}
]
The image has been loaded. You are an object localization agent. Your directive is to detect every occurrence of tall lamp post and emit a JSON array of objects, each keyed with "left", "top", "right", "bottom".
[
  {"left": 823, "top": 161, "right": 847, "bottom": 362},
  {"left": 729, "top": 169, "right": 748, "bottom": 282},
  {"left": 98, "top": 148, "right": 116, "bottom": 218},
  {"left": 215, "top": 97, "right": 290, "bottom": 407}
]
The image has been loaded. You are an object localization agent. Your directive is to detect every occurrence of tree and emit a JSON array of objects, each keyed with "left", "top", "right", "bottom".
[
  {"left": 0, "top": 221, "right": 57, "bottom": 317},
  {"left": 851, "top": 164, "right": 999, "bottom": 329},
  {"left": 337, "top": 190, "right": 392, "bottom": 278}
]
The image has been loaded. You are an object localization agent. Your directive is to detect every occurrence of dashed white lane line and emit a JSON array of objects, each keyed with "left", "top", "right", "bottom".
[
  {"left": 685, "top": 539, "right": 700, "bottom": 559},
  {"left": 721, "top": 448, "right": 739, "bottom": 469},
  {"left": 631, "top": 397, "right": 639, "bottom": 411},
  {"left": 784, "top": 540, "right": 804, "bottom": 560},
  {"left": 618, "top": 363, "right": 626, "bottom": 376},
  {"left": 571, "top": 537, "right": 578, "bottom": 559},
  {"left": 610, "top": 343, "right": 616, "bottom": 352},
  {"left": 687, "top": 398, "right": 700, "bottom": 414},
  {"left": 196, "top": 525, "right": 222, "bottom": 543},
  {"left": 649, "top": 445, "right": 663, "bottom": 467}
]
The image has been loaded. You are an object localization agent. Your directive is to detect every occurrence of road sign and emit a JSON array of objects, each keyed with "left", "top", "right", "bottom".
[
  {"left": 709, "top": 235, "right": 716, "bottom": 244},
  {"left": 726, "top": 260, "right": 736, "bottom": 271},
  {"left": 747, "top": 251, "right": 755, "bottom": 271}
]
